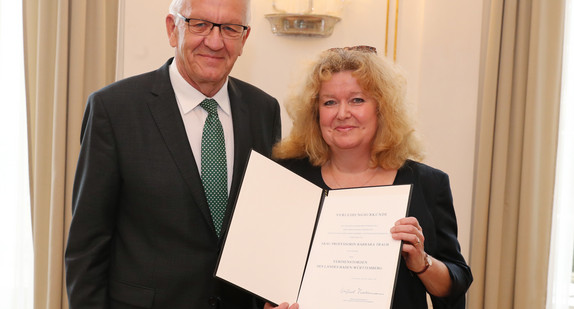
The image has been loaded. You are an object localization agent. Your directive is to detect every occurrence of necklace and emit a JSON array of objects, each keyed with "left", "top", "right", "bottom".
[{"left": 326, "top": 163, "right": 380, "bottom": 188}]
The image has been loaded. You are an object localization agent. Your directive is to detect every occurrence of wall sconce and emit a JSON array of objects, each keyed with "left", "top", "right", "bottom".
[{"left": 265, "top": 0, "right": 344, "bottom": 37}]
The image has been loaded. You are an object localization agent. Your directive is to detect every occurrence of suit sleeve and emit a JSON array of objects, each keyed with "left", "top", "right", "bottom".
[
  {"left": 65, "top": 92, "right": 119, "bottom": 309},
  {"left": 429, "top": 172, "right": 473, "bottom": 308}
]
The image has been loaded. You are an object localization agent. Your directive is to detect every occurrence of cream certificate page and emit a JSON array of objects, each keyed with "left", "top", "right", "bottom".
[
  {"left": 216, "top": 151, "right": 411, "bottom": 307},
  {"left": 216, "top": 150, "right": 323, "bottom": 305},
  {"left": 297, "top": 185, "right": 411, "bottom": 309}
]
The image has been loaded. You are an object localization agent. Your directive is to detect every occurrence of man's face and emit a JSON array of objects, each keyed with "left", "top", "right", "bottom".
[{"left": 167, "top": 0, "right": 250, "bottom": 94}]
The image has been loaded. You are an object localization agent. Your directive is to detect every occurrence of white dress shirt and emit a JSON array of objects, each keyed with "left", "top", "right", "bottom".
[{"left": 169, "top": 63, "right": 234, "bottom": 193}]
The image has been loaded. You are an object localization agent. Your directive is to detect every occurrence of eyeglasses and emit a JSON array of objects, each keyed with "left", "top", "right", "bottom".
[
  {"left": 176, "top": 13, "right": 248, "bottom": 40},
  {"left": 328, "top": 45, "right": 378, "bottom": 54}
]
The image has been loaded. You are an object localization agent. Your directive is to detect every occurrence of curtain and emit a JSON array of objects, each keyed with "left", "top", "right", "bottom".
[
  {"left": 469, "top": 0, "right": 565, "bottom": 308},
  {"left": 23, "top": 1, "right": 118, "bottom": 308}
]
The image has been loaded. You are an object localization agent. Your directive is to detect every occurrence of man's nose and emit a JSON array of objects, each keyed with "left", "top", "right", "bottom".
[{"left": 204, "top": 26, "right": 225, "bottom": 50}]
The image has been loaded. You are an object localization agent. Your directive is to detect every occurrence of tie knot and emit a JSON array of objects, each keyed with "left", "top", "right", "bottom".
[{"left": 200, "top": 98, "right": 219, "bottom": 115}]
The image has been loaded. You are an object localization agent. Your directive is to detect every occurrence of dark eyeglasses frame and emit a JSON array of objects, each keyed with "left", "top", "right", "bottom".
[{"left": 176, "top": 13, "right": 248, "bottom": 39}]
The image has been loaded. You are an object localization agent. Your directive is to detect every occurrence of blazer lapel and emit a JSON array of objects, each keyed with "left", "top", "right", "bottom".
[
  {"left": 221, "top": 78, "right": 253, "bottom": 237},
  {"left": 145, "top": 59, "right": 214, "bottom": 230}
]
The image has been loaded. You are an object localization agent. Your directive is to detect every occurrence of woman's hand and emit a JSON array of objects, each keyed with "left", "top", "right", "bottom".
[
  {"left": 390, "top": 217, "right": 428, "bottom": 273},
  {"left": 264, "top": 302, "right": 299, "bottom": 309},
  {"left": 390, "top": 216, "right": 452, "bottom": 297}
]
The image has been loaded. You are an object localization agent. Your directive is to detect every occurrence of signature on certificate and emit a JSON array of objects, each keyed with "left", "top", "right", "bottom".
[{"left": 340, "top": 288, "right": 384, "bottom": 296}]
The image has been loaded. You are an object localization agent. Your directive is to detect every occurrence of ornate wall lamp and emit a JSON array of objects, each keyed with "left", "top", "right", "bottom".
[
  {"left": 265, "top": 0, "right": 344, "bottom": 37},
  {"left": 264, "top": 0, "right": 401, "bottom": 62}
]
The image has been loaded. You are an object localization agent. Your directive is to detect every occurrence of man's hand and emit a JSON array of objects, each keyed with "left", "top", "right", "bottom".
[{"left": 264, "top": 302, "right": 299, "bottom": 309}]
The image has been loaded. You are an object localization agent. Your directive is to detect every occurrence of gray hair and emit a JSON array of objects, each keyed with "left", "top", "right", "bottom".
[{"left": 169, "top": 0, "right": 251, "bottom": 25}]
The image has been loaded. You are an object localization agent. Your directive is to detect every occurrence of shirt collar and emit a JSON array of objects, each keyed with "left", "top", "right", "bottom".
[{"left": 169, "top": 62, "right": 231, "bottom": 116}]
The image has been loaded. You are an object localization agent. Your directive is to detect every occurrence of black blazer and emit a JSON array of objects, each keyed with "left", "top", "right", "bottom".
[
  {"left": 65, "top": 58, "right": 282, "bottom": 309},
  {"left": 279, "top": 158, "right": 473, "bottom": 308}
]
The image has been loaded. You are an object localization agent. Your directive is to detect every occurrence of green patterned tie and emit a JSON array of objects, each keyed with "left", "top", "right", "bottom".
[{"left": 200, "top": 98, "right": 228, "bottom": 237}]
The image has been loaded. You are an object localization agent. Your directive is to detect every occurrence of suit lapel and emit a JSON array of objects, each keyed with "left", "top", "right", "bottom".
[
  {"left": 145, "top": 59, "right": 215, "bottom": 231},
  {"left": 222, "top": 78, "right": 252, "bottom": 237},
  {"left": 145, "top": 66, "right": 255, "bottom": 238}
]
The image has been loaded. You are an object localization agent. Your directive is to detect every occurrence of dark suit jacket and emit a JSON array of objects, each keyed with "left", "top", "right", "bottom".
[
  {"left": 279, "top": 159, "right": 473, "bottom": 309},
  {"left": 65, "top": 58, "right": 282, "bottom": 309}
]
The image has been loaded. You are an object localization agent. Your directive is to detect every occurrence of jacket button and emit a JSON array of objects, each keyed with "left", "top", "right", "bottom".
[{"left": 208, "top": 297, "right": 219, "bottom": 307}]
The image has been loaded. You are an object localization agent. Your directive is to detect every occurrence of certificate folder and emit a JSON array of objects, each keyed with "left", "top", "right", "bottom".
[{"left": 215, "top": 150, "right": 412, "bottom": 308}]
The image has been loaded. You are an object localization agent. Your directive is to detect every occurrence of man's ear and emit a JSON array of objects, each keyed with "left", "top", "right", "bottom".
[
  {"left": 166, "top": 14, "right": 178, "bottom": 47},
  {"left": 238, "top": 27, "right": 251, "bottom": 56}
]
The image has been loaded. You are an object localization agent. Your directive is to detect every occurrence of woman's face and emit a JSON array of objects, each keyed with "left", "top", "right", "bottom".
[{"left": 318, "top": 71, "right": 378, "bottom": 154}]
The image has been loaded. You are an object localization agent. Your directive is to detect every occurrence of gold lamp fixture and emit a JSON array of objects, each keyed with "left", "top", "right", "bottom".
[{"left": 265, "top": 0, "right": 343, "bottom": 37}]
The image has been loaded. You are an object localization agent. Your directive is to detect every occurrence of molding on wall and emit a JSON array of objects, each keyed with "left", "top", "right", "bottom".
[{"left": 115, "top": 0, "right": 126, "bottom": 81}]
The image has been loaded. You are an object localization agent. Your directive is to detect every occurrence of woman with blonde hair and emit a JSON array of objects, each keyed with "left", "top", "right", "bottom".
[{"left": 268, "top": 46, "right": 472, "bottom": 309}]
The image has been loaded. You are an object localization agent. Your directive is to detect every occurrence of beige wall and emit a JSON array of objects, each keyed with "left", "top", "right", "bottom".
[{"left": 117, "top": 0, "right": 483, "bottom": 260}]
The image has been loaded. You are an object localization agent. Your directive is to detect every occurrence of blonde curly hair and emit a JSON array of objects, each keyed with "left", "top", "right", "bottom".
[{"left": 272, "top": 47, "right": 423, "bottom": 169}]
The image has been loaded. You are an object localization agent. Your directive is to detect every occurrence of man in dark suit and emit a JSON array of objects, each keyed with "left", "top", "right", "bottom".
[{"left": 64, "top": 0, "right": 281, "bottom": 308}]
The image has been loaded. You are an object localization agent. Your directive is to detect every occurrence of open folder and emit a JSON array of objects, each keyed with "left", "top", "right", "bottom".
[{"left": 215, "top": 150, "right": 412, "bottom": 309}]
